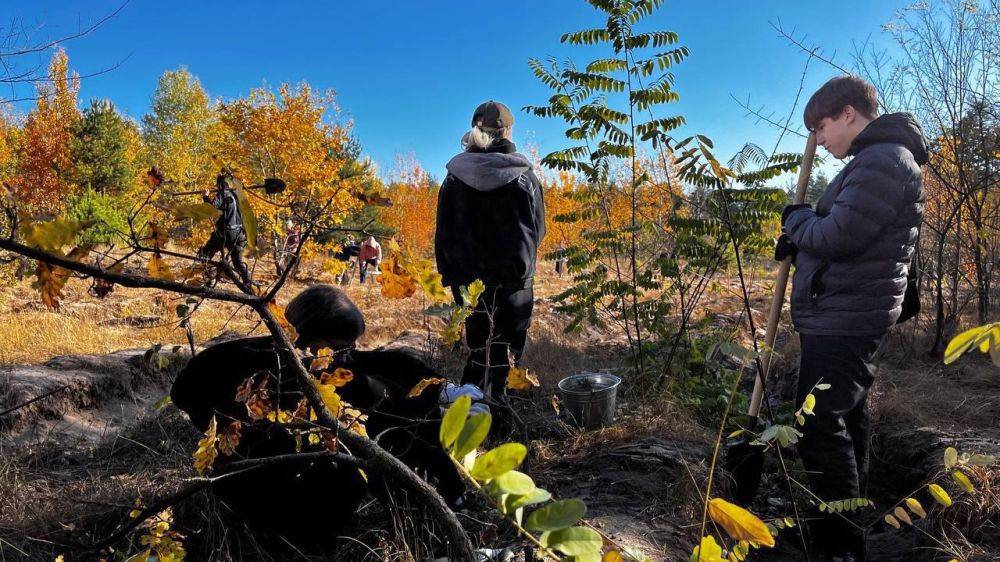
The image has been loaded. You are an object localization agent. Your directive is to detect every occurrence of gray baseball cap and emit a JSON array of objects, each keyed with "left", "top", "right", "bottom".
[{"left": 472, "top": 100, "right": 514, "bottom": 128}]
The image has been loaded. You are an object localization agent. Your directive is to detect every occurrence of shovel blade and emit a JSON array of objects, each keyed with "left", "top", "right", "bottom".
[{"left": 725, "top": 432, "right": 765, "bottom": 505}]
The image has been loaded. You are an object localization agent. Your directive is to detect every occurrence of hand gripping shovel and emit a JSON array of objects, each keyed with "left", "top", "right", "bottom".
[{"left": 726, "top": 132, "right": 816, "bottom": 505}]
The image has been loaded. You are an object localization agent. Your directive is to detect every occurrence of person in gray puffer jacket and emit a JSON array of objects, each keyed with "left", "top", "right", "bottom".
[
  {"left": 776, "top": 76, "right": 927, "bottom": 562},
  {"left": 435, "top": 100, "right": 545, "bottom": 405}
]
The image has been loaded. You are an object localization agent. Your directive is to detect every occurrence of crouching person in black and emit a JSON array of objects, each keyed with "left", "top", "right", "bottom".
[{"left": 170, "top": 284, "right": 463, "bottom": 553}]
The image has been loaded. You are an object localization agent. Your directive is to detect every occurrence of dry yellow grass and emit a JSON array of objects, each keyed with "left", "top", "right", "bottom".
[{"left": 0, "top": 260, "right": 577, "bottom": 366}]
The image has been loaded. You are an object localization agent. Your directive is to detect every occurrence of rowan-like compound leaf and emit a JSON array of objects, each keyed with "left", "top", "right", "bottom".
[
  {"left": 454, "top": 412, "right": 491, "bottom": 458},
  {"left": 526, "top": 498, "right": 587, "bottom": 531},
  {"left": 470, "top": 442, "right": 527, "bottom": 481},
  {"left": 440, "top": 394, "right": 471, "bottom": 450},
  {"left": 542, "top": 526, "right": 602, "bottom": 556},
  {"left": 707, "top": 497, "right": 775, "bottom": 547},
  {"left": 408, "top": 377, "right": 448, "bottom": 398},
  {"left": 929, "top": 483, "right": 952, "bottom": 507},
  {"left": 689, "top": 535, "right": 725, "bottom": 562},
  {"left": 193, "top": 416, "right": 218, "bottom": 475},
  {"left": 507, "top": 366, "right": 541, "bottom": 391}
]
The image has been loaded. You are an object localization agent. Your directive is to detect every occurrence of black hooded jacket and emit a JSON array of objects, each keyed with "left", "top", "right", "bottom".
[
  {"left": 785, "top": 112, "right": 928, "bottom": 335},
  {"left": 435, "top": 139, "right": 546, "bottom": 289}
]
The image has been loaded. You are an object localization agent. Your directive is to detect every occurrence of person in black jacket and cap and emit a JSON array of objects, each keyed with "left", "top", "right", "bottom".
[
  {"left": 435, "top": 100, "right": 545, "bottom": 401},
  {"left": 776, "top": 75, "right": 927, "bottom": 562},
  {"left": 170, "top": 285, "right": 463, "bottom": 552}
]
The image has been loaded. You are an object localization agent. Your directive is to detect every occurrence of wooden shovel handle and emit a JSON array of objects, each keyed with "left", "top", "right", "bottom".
[{"left": 748, "top": 132, "right": 817, "bottom": 417}]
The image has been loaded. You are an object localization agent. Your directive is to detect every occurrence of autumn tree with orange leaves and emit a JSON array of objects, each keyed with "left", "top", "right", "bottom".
[
  {"left": 14, "top": 49, "right": 80, "bottom": 216},
  {"left": 380, "top": 153, "right": 439, "bottom": 256},
  {"left": 218, "top": 83, "right": 370, "bottom": 261}
]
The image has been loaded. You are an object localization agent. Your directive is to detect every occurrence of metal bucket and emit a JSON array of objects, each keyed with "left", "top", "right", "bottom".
[{"left": 557, "top": 372, "right": 622, "bottom": 429}]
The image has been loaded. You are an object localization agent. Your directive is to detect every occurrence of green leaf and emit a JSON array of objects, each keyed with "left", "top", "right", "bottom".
[
  {"left": 968, "top": 454, "right": 996, "bottom": 466},
  {"left": 543, "top": 526, "right": 602, "bottom": 556},
  {"left": 439, "top": 395, "right": 471, "bottom": 450},
  {"left": 453, "top": 412, "right": 491, "bottom": 458},
  {"left": 944, "top": 446, "right": 958, "bottom": 469},
  {"left": 470, "top": 443, "right": 527, "bottom": 481},
  {"left": 506, "top": 487, "right": 552, "bottom": 511},
  {"left": 492, "top": 470, "right": 536, "bottom": 496},
  {"left": 526, "top": 498, "right": 587, "bottom": 532}
]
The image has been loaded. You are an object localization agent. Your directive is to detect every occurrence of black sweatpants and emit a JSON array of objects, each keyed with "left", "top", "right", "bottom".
[
  {"left": 796, "top": 333, "right": 886, "bottom": 560},
  {"left": 199, "top": 229, "right": 251, "bottom": 285},
  {"left": 453, "top": 284, "right": 534, "bottom": 398}
]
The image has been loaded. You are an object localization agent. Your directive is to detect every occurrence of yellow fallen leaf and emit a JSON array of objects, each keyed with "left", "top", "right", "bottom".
[
  {"left": 408, "top": 377, "right": 449, "bottom": 398},
  {"left": 603, "top": 551, "right": 624, "bottom": 562},
  {"left": 707, "top": 497, "right": 775, "bottom": 548},
  {"left": 507, "top": 366, "right": 540, "bottom": 391}
]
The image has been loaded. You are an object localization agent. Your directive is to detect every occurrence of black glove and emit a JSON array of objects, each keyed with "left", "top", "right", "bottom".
[
  {"left": 781, "top": 203, "right": 812, "bottom": 226},
  {"left": 774, "top": 233, "right": 797, "bottom": 262}
]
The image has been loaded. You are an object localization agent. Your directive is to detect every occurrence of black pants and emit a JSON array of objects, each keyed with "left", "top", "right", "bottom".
[
  {"left": 199, "top": 229, "right": 251, "bottom": 285},
  {"left": 453, "top": 285, "right": 534, "bottom": 398},
  {"left": 797, "top": 333, "right": 886, "bottom": 560}
]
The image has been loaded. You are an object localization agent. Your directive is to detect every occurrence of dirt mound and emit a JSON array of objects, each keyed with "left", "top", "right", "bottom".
[{"left": 0, "top": 347, "right": 191, "bottom": 443}]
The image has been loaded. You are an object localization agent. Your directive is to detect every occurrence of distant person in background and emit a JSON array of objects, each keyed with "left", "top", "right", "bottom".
[
  {"left": 435, "top": 100, "right": 545, "bottom": 401},
  {"left": 359, "top": 235, "right": 382, "bottom": 284},
  {"left": 198, "top": 172, "right": 252, "bottom": 285},
  {"left": 555, "top": 243, "right": 568, "bottom": 277}
]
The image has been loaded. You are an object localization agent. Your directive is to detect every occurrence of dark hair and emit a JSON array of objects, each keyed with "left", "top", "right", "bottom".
[
  {"left": 803, "top": 75, "right": 879, "bottom": 130},
  {"left": 285, "top": 284, "right": 365, "bottom": 347}
]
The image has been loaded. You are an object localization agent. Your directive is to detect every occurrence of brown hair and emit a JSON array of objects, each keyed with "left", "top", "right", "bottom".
[{"left": 803, "top": 75, "right": 879, "bottom": 130}]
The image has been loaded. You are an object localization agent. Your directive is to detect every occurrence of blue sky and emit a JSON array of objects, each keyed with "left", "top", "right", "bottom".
[{"left": 2, "top": 0, "right": 910, "bottom": 182}]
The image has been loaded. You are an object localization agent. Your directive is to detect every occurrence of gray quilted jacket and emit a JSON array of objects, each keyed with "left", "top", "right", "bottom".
[{"left": 785, "top": 113, "right": 927, "bottom": 336}]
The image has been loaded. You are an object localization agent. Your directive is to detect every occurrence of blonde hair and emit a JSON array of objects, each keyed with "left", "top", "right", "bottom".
[{"left": 461, "top": 125, "right": 508, "bottom": 151}]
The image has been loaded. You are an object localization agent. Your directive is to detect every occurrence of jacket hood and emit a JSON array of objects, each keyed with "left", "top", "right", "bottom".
[
  {"left": 446, "top": 151, "right": 533, "bottom": 191},
  {"left": 849, "top": 112, "right": 929, "bottom": 165}
]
